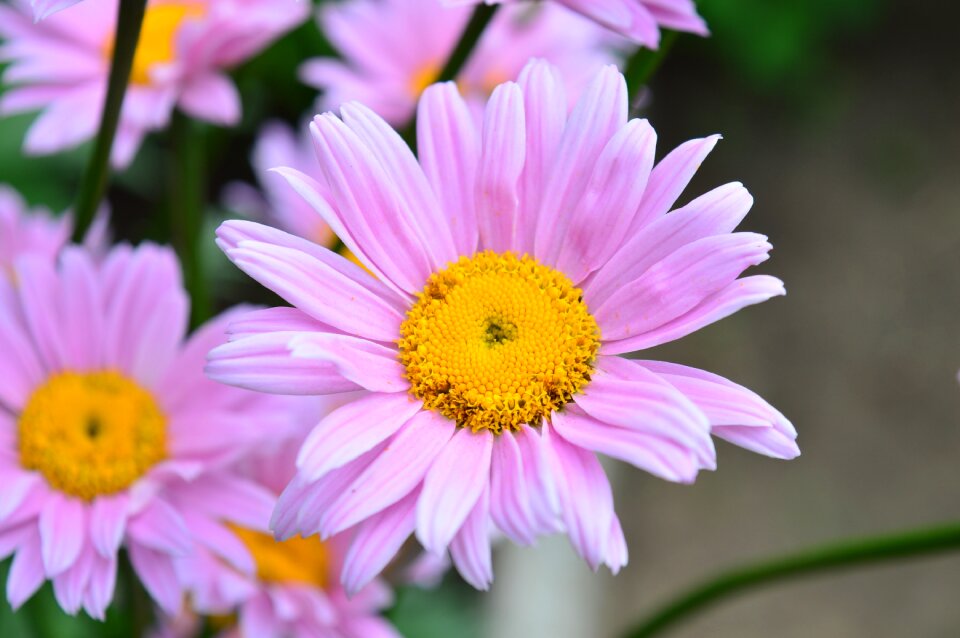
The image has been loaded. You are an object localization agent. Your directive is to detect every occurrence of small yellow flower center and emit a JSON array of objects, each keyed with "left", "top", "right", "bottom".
[
  {"left": 18, "top": 371, "right": 167, "bottom": 501},
  {"left": 230, "top": 527, "right": 329, "bottom": 588},
  {"left": 104, "top": 3, "right": 206, "bottom": 85},
  {"left": 399, "top": 251, "right": 600, "bottom": 434}
]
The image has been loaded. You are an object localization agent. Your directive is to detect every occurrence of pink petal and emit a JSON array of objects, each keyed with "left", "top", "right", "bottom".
[
  {"left": 7, "top": 529, "right": 44, "bottom": 609},
  {"left": 601, "top": 274, "right": 786, "bottom": 353},
  {"left": 0, "top": 303, "right": 44, "bottom": 410},
  {"left": 180, "top": 512, "right": 254, "bottom": 574},
  {"left": 594, "top": 233, "right": 772, "bottom": 341},
  {"left": 289, "top": 332, "right": 408, "bottom": 394},
  {"left": 83, "top": 553, "right": 116, "bottom": 620},
  {"left": 172, "top": 474, "right": 275, "bottom": 531},
  {"left": 513, "top": 425, "right": 562, "bottom": 534},
  {"left": 417, "top": 82, "right": 479, "bottom": 255},
  {"left": 449, "top": 486, "right": 492, "bottom": 590},
  {"left": 297, "top": 392, "right": 423, "bottom": 482},
  {"left": 319, "top": 410, "right": 455, "bottom": 538},
  {"left": 178, "top": 73, "right": 241, "bottom": 125},
  {"left": 0, "top": 471, "right": 40, "bottom": 523},
  {"left": 416, "top": 428, "right": 493, "bottom": 554},
  {"left": 127, "top": 499, "right": 192, "bottom": 556},
  {"left": 341, "top": 489, "right": 418, "bottom": 596},
  {"left": 39, "top": 493, "right": 85, "bottom": 576},
  {"left": 489, "top": 431, "right": 538, "bottom": 545},
  {"left": 606, "top": 516, "right": 628, "bottom": 574},
  {"left": 57, "top": 247, "right": 103, "bottom": 370},
  {"left": 128, "top": 543, "right": 181, "bottom": 615},
  {"left": 52, "top": 542, "right": 94, "bottom": 614},
  {"left": 475, "top": 81, "right": 525, "bottom": 252},
  {"left": 89, "top": 494, "right": 128, "bottom": 558}
]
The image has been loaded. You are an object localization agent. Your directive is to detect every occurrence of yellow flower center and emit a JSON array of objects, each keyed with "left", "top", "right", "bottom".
[
  {"left": 408, "top": 61, "right": 441, "bottom": 98},
  {"left": 18, "top": 371, "right": 167, "bottom": 501},
  {"left": 104, "top": 3, "right": 206, "bottom": 85},
  {"left": 230, "top": 527, "right": 329, "bottom": 588},
  {"left": 399, "top": 251, "right": 600, "bottom": 434}
]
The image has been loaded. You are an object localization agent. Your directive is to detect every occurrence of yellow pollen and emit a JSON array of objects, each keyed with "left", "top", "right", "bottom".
[
  {"left": 18, "top": 371, "right": 167, "bottom": 501},
  {"left": 104, "top": 3, "right": 206, "bottom": 85},
  {"left": 230, "top": 526, "right": 330, "bottom": 588},
  {"left": 398, "top": 251, "right": 600, "bottom": 434},
  {"left": 408, "top": 61, "right": 441, "bottom": 98}
]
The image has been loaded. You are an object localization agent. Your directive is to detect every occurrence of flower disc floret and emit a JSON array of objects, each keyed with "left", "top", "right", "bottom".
[
  {"left": 18, "top": 371, "right": 167, "bottom": 500},
  {"left": 399, "top": 251, "right": 600, "bottom": 434}
]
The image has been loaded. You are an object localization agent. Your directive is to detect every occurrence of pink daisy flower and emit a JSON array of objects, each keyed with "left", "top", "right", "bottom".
[
  {"left": 223, "top": 121, "right": 337, "bottom": 248},
  {"left": 0, "top": 242, "right": 290, "bottom": 619},
  {"left": 446, "top": 0, "right": 708, "bottom": 48},
  {"left": 208, "top": 61, "right": 798, "bottom": 592},
  {"left": 0, "top": 0, "right": 309, "bottom": 167},
  {"left": 301, "top": 0, "right": 623, "bottom": 125},
  {"left": 172, "top": 424, "right": 399, "bottom": 638}
]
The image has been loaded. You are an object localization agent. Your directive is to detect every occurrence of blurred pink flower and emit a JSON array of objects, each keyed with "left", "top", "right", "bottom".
[
  {"left": 302, "top": 0, "right": 624, "bottom": 125},
  {"left": 30, "top": 0, "right": 83, "bottom": 21},
  {"left": 166, "top": 414, "right": 399, "bottom": 638},
  {"left": 446, "top": 0, "right": 708, "bottom": 47},
  {"left": 0, "top": 0, "right": 308, "bottom": 167},
  {"left": 208, "top": 61, "right": 797, "bottom": 591},
  {"left": 0, "top": 242, "right": 292, "bottom": 619},
  {"left": 223, "top": 122, "right": 337, "bottom": 247}
]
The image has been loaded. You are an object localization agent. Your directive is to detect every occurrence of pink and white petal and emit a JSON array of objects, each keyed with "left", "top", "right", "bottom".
[
  {"left": 341, "top": 617, "right": 403, "bottom": 638},
  {"left": 0, "top": 524, "right": 32, "bottom": 561},
  {"left": 309, "top": 113, "right": 434, "bottom": 294},
  {"left": 516, "top": 60, "right": 567, "bottom": 254},
  {"left": 240, "top": 593, "right": 277, "bottom": 637},
  {"left": 535, "top": 65, "right": 627, "bottom": 265},
  {"left": 601, "top": 274, "right": 785, "bottom": 353},
  {"left": 341, "top": 102, "right": 457, "bottom": 268},
  {"left": 449, "top": 486, "right": 492, "bottom": 590},
  {"left": 552, "top": 407, "right": 701, "bottom": 482},
  {"left": 0, "top": 470, "right": 40, "bottom": 524},
  {"left": 31, "top": 0, "right": 84, "bottom": 21},
  {"left": 594, "top": 233, "right": 772, "bottom": 340},
  {"left": 319, "top": 410, "right": 456, "bottom": 538},
  {"left": 39, "top": 493, "right": 85, "bottom": 576},
  {"left": 178, "top": 73, "right": 241, "bottom": 125},
  {"left": 206, "top": 332, "right": 363, "bottom": 395},
  {"left": 180, "top": 512, "right": 254, "bottom": 574},
  {"left": 289, "top": 332, "right": 408, "bottom": 394},
  {"left": 53, "top": 543, "right": 95, "bottom": 615},
  {"left": 489, "top": 431, "right": 538, "bottom": 545},
  {"left": 605, "top": 515, "right": 628, "bottom": 573},
  {"left": 222, "top": 240, "right": 404, "bottom": 343},
  {"left": 585, "top": 181, "right": 754, "bottom": 308},
  {"left": 554, "top": 118, "right": 657, "bottom": 283},
  {"left": 416, "top": 428, "right": 493, "bottom": 554},
  {"left": 58, "top": 248, "right": 103, "bottom": 370},
  {"left": 541, "top": 424, "right": 614, "bottom": 571},
  {"left": 7, "top": 529, "right": 44, "bottom": 610},
  {"left": 0, "top": 305, "right": 44, "bottom": 410},
  {"left": 642, "top": 0, "right": 709, "bottom": 35},
  {"left": 15, "top": 256, "right": 68, "bottom": 371},
  {"left": 297, "top": 392, "right": 422, "bottom": 482},
  {"left": 23, "top": 84, "right": 101, "bottom": 156},
  {"left": 89, "top": 494, "right": 129, "bottom": 558},
  {"left": 417, "top": 82, "right": 479, "bottom": 255},
  {"left": 83, "top": 553, "right": 117, "bottom": 621},
  {"left": 573, "top": 357, "right": 713, "bottom": 465},
  {"left": 127, "top": 543, "right": 182, "bottom": 615},
  {"left": 627, "top": 134, "right": 721, "bottom": 235},
  {"left": 225, "top": 306, "right": 330, "bottom": 340},
  {"left": 171, "top": 474, "right": 275, "bottom": 531},
  {"left": 127, "top": 499, "right": 192, "bottom": 556},
  {"left": 341, "top": 490, "right": 419, "bottom": 596},
  {"left": 637, "top": 360, "right": 799, "bottom": 459},
  {"left": 512, "top": 425, "right": 562, "bottom": 534},
  {"left": 475, "top": 82, "right": 525, "bottom": 252}
]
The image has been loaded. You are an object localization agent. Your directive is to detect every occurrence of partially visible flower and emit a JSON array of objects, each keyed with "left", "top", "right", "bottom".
[
  {"left": 173, "top": 420, "right": 399, "bottom": 638},
  {"left": 446, "top": 0, "right": 708, "bottom": 48},
  {"left": 0, "top": 0, "right": 309, "bottom": 167},
  {"left": 208, "top": 61, "right": 798, "bottom": 592},
  {"left": 0, "top": 242, "right": 289, "bottom": 619},
  {"left": 302, "top": 0, "right": 623, "bottom": 125},
  {"left": 223, "top": 122, "right": 337, "bottom": 248}
]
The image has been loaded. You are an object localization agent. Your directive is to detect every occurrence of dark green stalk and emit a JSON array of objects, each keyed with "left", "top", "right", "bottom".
[
  {"left": 624, "top": 521, "right": 960, "bottom": 638},
  {"left": 119, "top": 550, "right": 152, "bottom": 637},
  {"left": 71, "top": 0, "right": 148, "bottom": 242},
  {"left": 169, "top": 112, "right": 210, "bottom": 327},
  {"left": 623, "top": 30, "right": 680, "bottom": 102},
  {"left": 399, "top": 3, "right": 499, "bottom": 147}
]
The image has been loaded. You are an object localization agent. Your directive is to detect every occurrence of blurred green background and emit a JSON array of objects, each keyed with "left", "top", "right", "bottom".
[{"left": 3, "top": 0, "right": 960, "bottom": 635}]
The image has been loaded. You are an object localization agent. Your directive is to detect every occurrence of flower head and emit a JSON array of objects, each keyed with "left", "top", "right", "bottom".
[
  {"left": 0, "top": 242, "right": 289, "bottom": 618},
  {"left": 0, "top": 0, "right": 308, "bottom": 167},
  {"left": 447, "top": 0, "right": 709, "bottom": 48},
  {"left": 208, "top": 61, "right": 798, "bottom": 592},
  {"left": 302, "top": 0, "right": 623, "bottom": 125}
]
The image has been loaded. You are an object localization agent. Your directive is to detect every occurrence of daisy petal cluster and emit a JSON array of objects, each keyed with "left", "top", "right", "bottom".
[
  {"left": 208, "top": 61, "right": 798, "bottom": 592},
  {"left": 445, "top": 0, "right": 708, "bottom": 48},
  {"left": 302, "top": 0, "right": 623, "bottom": 125},
  {"left": 0, "top": 241, "right": 295, "bottom": 619},
  {"left": 0, "top": 0, "right": 309, "bottom": 167}
]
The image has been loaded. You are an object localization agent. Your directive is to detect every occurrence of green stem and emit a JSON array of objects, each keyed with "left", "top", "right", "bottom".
[
  {"left": 398, "top": 3, "right": 499, "bottom": 148},
  {"left": 119, "top": 551, "right": 152, "bottom": 637},
  {"left": 623, "top": 30, "right": 680, "bottom": 103},
  {"left": 169, "top": 112, "right": 211, "bottom": 327},
  {"left": 71, "top": 0, "right": 148, "bottom": 242},
  {"left": 624, "top": 521, "right": 960, "bottom": 638}
]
